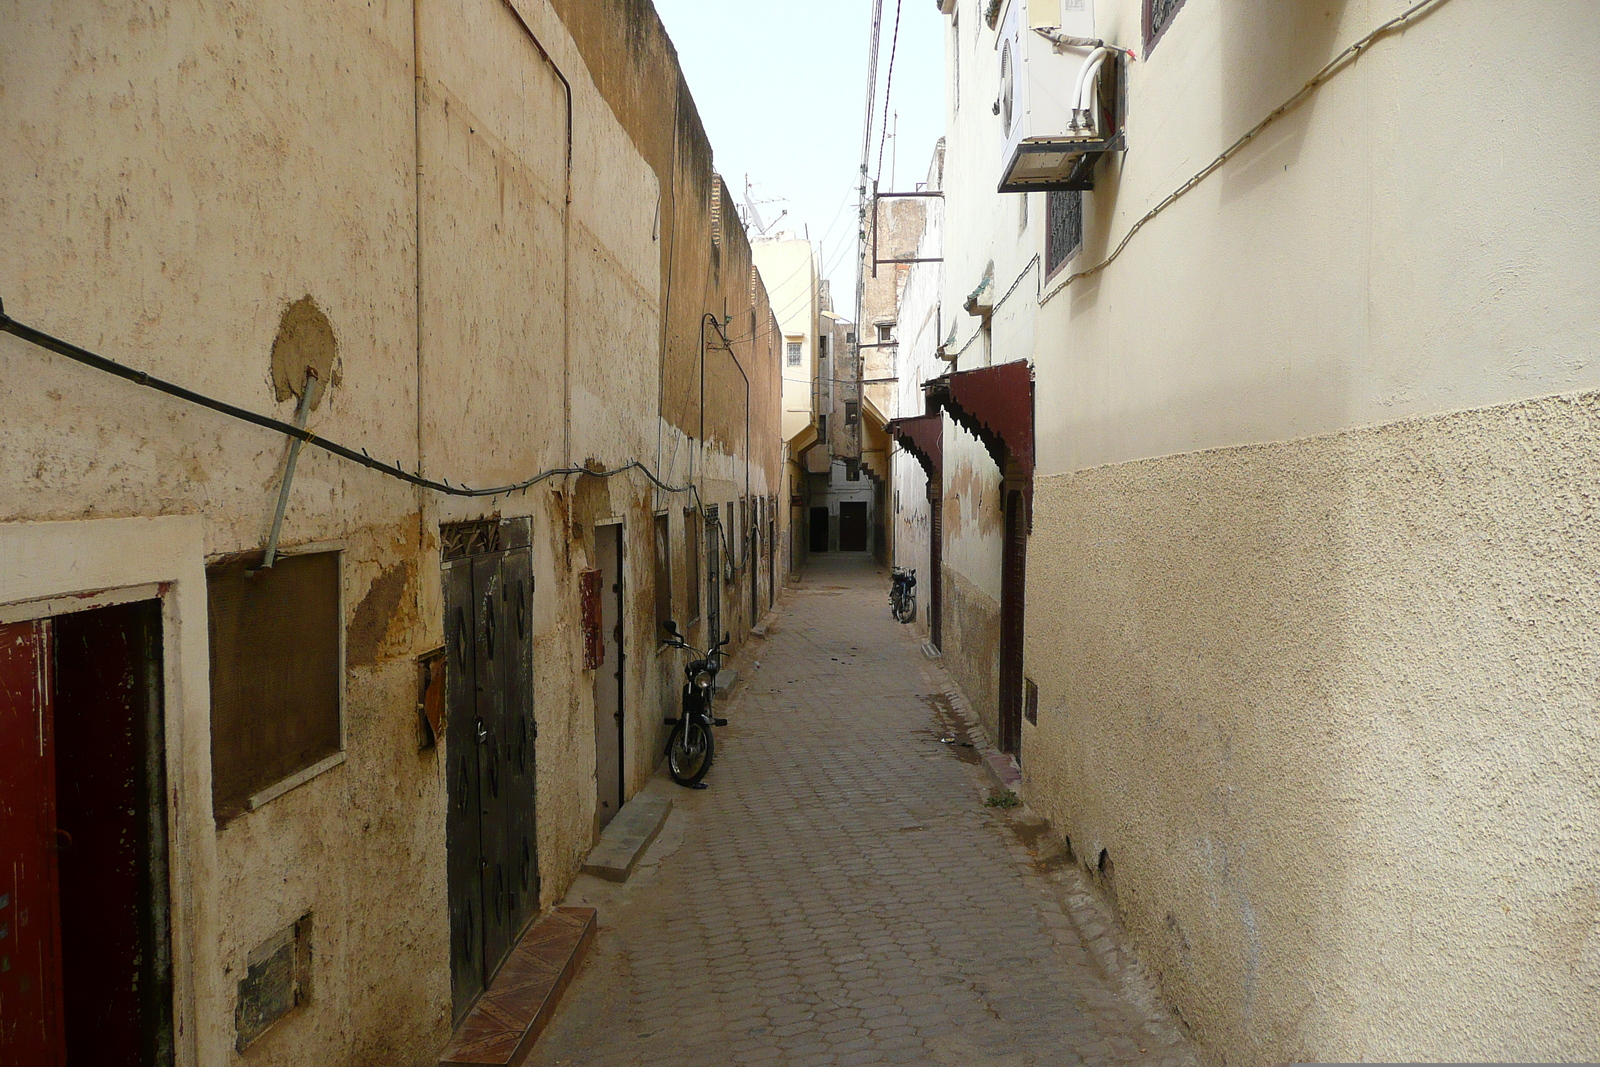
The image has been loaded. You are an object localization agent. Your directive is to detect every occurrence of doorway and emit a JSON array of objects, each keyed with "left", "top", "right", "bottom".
[
  {"left": 929, "top": 488, "right": 944, "bottom": 651},
  {"left": 592, "top": 522, "right": 625, "bottom": 830},
  {"left": 443, "top": 522, "right": 537, "bottom": 1021},
  {"left": 808, "top": 506, "right": 829, "bottom": 553},
  {"left": 838, "top": 502, "right": 869, "bottom": 552},
  {"left": 706, "top": 508, "right": 722, "bottom": 642},
  {"left": 997, "top": 489, "right": 1027, "bottom": 757},
  {"left": 0, "top": 599, "right": 174, "bottom": 1066},
  {"left": 749, "top": 503, "right": 760, "bottom": 628}
]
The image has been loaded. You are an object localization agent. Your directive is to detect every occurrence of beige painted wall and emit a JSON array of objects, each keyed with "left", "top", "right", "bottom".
[
  {"left": 1032, "top": 0, "right": 1600, "bottom": 472},
  {"left": 928, "top": 1, "right": 1600, "bottom": 1062},
  {"left": 1025, "top": 393, "right": 1600, "bottom": 1063},
  {"left": 752, "top": 237, "right": 819, "bottom": 443}
]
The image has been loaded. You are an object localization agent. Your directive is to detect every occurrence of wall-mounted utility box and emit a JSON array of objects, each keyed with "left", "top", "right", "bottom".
[{"left": 997, "top": 0, "right": 1127, "bottom": 192}]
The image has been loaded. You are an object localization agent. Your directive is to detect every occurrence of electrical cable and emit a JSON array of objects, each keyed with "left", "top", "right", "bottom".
[
  {"left": 939, "top": 253, "right": 1040, "bottom": 363},
  {"left": 1040, "top": 0, "right": 1457, "bottom": 307},
  {"left": 0, "top": 301, "right": 766, "bottom": 576},
  {"left": 874, "top": 0, "right": 905, "bottom": 184},
  {"left": 0, "top": 300, "right": 717, "bottom": 504}
]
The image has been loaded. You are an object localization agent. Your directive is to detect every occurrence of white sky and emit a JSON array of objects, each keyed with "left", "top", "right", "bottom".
[{"left": 650, "top": 0, "right": 946, "bottom": 315}]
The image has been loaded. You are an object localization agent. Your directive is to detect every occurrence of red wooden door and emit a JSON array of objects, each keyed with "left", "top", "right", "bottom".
[{"left": 0, "top": 619, "right": 66, "bottom": 1065}]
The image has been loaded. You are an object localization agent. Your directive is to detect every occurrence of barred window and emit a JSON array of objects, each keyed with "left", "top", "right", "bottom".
[
  {"left": 786, "top": 338, "right": 802, "bottom": 366},
  {"left": 1144, "top": 0, "right": 1188, "bottom": 54},
  {"left": 1045, "top": 190, "right": 1083, "bottom": 278}
]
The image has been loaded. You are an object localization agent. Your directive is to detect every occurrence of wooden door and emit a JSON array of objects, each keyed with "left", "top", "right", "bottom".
[
  {"left": 53, "top": 601, "right": 172, "bottom": 1067},
  {"left": 808, "top": 507, "right": 829, "bottom": 553},
  {"left": 0, "top": 620, "right": 65, "bottom": 1066},
  {"left": 998, "top": 489, "right": 1027, "bottom": 757},
  {"left": 929, "top": 489, "right": 944, "bottom": 651},
  {"left": 706, "top": 510, "right": 722, "bottom": 642},
  {"left": 839, "top": 502, "right": 869, "bottom": 552},
  {"left": 445, "top": 544, "right": 536, "bottom": 1020},
  {"left": 593, "top": 524, "right": 624, "bottom": 828}
]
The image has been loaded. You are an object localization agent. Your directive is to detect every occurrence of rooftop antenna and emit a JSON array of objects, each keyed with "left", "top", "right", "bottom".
[{"left": 743, "top": 174, "right": 788, "bottom": 236}]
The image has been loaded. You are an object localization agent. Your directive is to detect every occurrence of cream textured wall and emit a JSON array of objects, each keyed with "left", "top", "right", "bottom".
[
  {"left": 0, "top": 0, "right": 772, "bottom": 1062},
  {"left": 752, "top": 238, "right": 818, "bottom": 443},
  {"left": 929, "top": 0, "right": 1600, "bottom": 1062},
  {"left": 1033, "top": 0, "right": 1600, "bottom": 473},
  {"left": 1024, "top": 392, "right": 1600, "bottom": 1064}
]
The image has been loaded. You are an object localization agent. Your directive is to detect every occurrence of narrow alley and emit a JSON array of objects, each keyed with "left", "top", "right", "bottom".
[
  {"left": 5, "top": 2, "right": 1598, "bottom": 1064},
  {"left": 527, "top": 555, "right": 1197, "bottom": 1067}
]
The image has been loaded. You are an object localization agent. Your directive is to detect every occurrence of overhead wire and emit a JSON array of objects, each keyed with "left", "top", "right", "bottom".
[
  {"left": 874, "top": 0, "right": 905, "bottom": 184},
  {"left": 0, "top": 301, "right": 754, "bottom": 567}
]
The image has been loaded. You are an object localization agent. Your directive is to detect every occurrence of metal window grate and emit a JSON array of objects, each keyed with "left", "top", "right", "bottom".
[
  {"left": 1046, "top": 190, "right": 1083, "bottom": 278},
  {"left": 1145, "top": 0, "right": 1188, "bottom": 52},
  {"left": 441, "top": 519, "right": 499, "bottom": 561}
]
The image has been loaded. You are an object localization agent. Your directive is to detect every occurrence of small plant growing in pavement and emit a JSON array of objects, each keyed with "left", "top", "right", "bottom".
[{"left": 985, "top": 789, "right": 1021, "bottom": 809}]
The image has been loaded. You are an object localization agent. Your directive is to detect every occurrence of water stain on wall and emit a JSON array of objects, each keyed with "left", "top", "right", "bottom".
[{"left": 347, "top": 559, "right": 414, "bottom": 667}]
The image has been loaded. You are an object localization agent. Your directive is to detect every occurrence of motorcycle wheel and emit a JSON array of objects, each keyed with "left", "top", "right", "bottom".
[
  {"left": 894, "top": 592, "right": 916, "bottom": 624},
  {"left": 667, "top": 719, "right": 715, "bottom": 786}
]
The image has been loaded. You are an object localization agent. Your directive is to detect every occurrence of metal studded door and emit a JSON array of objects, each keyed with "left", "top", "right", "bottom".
[
  {"left": 443, "top": 522, "right": 536, "bottom": 1021},
  {"left": 705, "top": 508, "right": 722, "bottom": 643}
]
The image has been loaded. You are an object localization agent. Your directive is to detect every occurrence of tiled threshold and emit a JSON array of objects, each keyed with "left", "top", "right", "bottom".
[{"left": 439, "top": 907, "right": 598, "bottom": 1067}]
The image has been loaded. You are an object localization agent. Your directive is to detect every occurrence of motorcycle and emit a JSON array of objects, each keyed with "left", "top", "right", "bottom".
[
  {"left": 660, "top": 620, "right": 729, "bottom": 788},
  {"left": 890, "top": 567, "right": 917, "bottom": 624}
]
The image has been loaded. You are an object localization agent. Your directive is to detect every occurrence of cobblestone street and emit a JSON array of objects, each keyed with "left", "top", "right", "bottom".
[{"left": 527, "top": 555, "right": 1199, "bottom": 1067}]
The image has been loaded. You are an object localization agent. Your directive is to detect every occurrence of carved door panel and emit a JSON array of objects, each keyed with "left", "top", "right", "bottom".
[{"left": 445, "top": 539, "right": 536, "bottom": 1022}]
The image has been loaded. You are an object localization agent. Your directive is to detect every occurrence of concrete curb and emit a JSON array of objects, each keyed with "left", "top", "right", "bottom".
[{"left": 582, "top": 792, "right": 673, "bottom": 883}]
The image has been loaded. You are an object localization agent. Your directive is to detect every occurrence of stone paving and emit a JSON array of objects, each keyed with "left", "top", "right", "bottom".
[{"left": 526, "top": 554, "right": 1199, "bottom": 1067}]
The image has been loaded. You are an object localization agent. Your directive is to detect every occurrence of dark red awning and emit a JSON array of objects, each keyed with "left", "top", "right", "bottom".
[
  {"left": 885, "top": 413, "right": 943, "bottom": 481},
  {"left": 925, "top": 361, "right": 1033, "bottom": 482}
]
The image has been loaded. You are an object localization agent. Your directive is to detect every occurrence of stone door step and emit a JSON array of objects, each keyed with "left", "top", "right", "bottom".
[
  {"left": 439, "top": 907, "right": 597, "bottom": 1067},
  {"left": 581, "top": 792, "right": 672, "bottom": 882},
  {"left": 983, "top": 751, "right": 1021, "bottom": 794},
  {"left": 921, "top": 642, "right": 941, "bottom": 659}
]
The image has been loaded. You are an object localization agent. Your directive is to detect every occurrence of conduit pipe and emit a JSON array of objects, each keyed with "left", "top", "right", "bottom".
[
  {"left": 1071, "top": 46, "right": 1111, "bottom": 130},
  {"left": 700, "top": 312, "right": 751, "bottom": 571}
]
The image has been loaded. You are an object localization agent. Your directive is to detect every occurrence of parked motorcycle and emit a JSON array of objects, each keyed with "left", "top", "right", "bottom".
[
  {"left": 890, "top": 567, "right": 917, "bottom": 624},
  {"left": 660, "top": 620, "right": 729, "bottom": 788}
]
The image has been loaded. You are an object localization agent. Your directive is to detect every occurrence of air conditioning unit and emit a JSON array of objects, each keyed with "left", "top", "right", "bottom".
[{"left": 996, "top": 0, "right": 1126, "bottom": 193}]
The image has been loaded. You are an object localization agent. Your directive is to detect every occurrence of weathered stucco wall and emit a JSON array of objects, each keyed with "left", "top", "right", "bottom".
[
  {"left": 0, "top": 0, "right": 785, "bottom": 1063},
  {"left": 1023, "top": 393, "right": 1600, "bottom": 1064}
]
